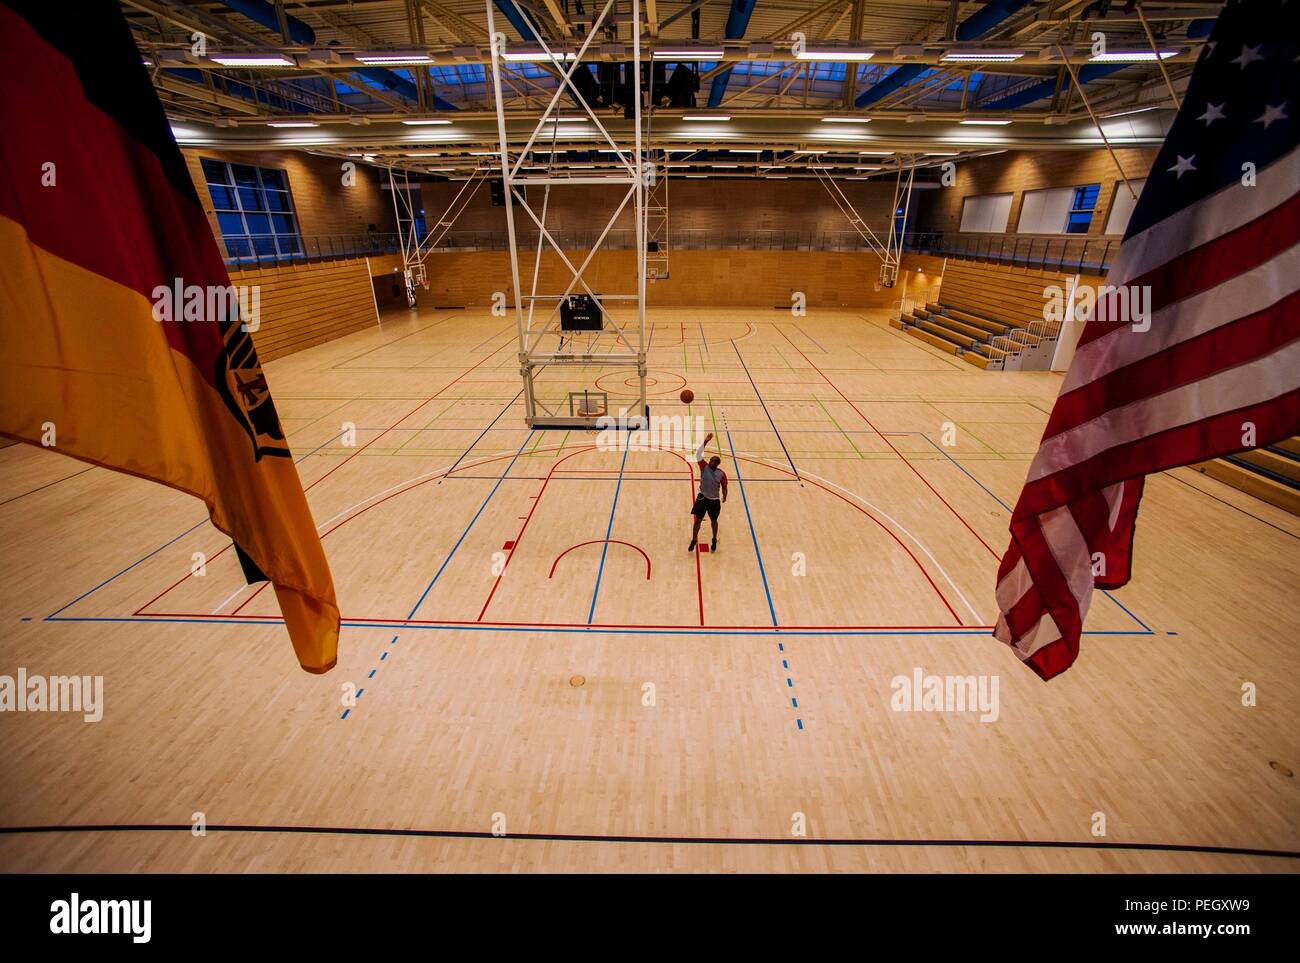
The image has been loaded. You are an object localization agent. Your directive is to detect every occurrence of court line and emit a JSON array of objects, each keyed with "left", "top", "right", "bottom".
[
  {"left": 774, "top": 323, "right": 999, "bottom": 559},
  {"left": 406, "top": 430, "right": 535, "bottom": 620},
  {"left": 917, "top": 432, "right": 1153, "bottom": 635},
  {"left": 3, "top": 823, "right": 1293, "bottom": 860},
  {"left": 724, "top": 423, "right": 778, "bottom": 627},
  {"left": 52, "top": 427, "right": 348, "bottom": 620},
  {"left": 51, "top": 614, "right": 1159, "bottom": 638},
  {"left": 587, "top": 440, "right": 630, "bottom": 624},
  {"left": 731, "top": 340, "right": 800, "bottom": 481},
  {"left": 0, "top": 466, "right": 95, "bottom": 507}
]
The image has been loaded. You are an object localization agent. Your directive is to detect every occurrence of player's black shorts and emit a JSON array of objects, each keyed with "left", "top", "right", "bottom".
[{"left": 690, "top": 494, "right": 721, "bottom": 521}]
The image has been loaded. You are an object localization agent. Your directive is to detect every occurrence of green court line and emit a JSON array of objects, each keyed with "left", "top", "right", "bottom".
[{"left": 813, "top": 397, "right": 865, "bottom": 459}]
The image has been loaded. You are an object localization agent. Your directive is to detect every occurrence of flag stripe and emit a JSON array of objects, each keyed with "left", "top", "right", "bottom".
[
  {"left": 1062, "top": 243, "right": 1300, "bottom": 396},
  {"left": 1076, "top": 189, "right": 1300, "bottom": 353},
  {"left": 1016, "top": 389, "right": 1300, "bottom": 520},
  {"left": 1109, "top": 144, "right": 1300, "bottom": 290},
  {"left": 1047, "top": 287, "right": 1300, "bottom": 439},
  {"left": 1027, "top": 339, "right": 1300, "bottom": 485}
]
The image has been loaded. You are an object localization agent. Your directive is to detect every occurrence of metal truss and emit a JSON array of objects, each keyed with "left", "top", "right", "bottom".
[
  {"left": 806, "top": 156, "right": 913, "bottom": 286},
  {"left": 485, "top": 0, "right": 648, "bottom": 429},
  {"left": 388, "top": 163, "right": 490, "bottom": 306}
]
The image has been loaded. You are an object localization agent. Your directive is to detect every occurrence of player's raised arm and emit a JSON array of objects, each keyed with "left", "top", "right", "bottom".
[{"left": 695, "top": 431, "right": 713, "bottom": 466}]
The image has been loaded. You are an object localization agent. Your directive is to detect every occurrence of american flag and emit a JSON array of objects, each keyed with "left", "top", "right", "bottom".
[{"left": 994, "top": 0, "right": 1300, "bottom": 680}]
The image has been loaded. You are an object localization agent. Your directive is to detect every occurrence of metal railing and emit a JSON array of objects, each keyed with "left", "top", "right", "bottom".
[
  {"left": 906, "top": 230, "right": 1117, "bottom": 275},
  {"left": 222, "top": 228, "right": 1119, "bottom": 273}
]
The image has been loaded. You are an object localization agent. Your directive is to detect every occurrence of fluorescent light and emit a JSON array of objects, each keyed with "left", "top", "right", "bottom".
[
  {"left": 790, "top": 149, "right": 825, "bottom": 155},
  {"left": 401, "top": 119, "right": 452, "bottom": 126},
  {"left": 761, "top": 165, "right": 787, "bottom": 170},
  {"left": 268, "top": 121, "right": 319, "bottom": 128},
  {"left": 942, "top": 50, "right": 1024, "bottom": 62},
  {"left": 859, "top": 150, "right": 895, "bottom": 155},
  {"left": 654, "top": 49, "right": 724, "bottom": 60},
  {"left": 469, "top": 151, "right": 494, "bottom": 156},
  {"left": 959, "top": 118, "right": 1012, "bottom": 125},
  {"left": 766, "top": 175, "right": 789, "bottom": 179},
  {"left": 502, "top": 50, "right": 576, "bottom": 63},
  {"left": 796, "top": 48, "right": 874, "bottom": 62},
  {"left": 406, "top": 152, "right": 442, "bottom": 157},
  {"left": 357, "top": 55, "right": 434, "bottom": 65},
  {"left": 854, "top": 166, "right": 882, "bottom": 171},
  {"left": 821, "top": 116, "right": 871, "bottom": 123},
  {"left": 544, "top": 116, "right": 587, "bottom": 123},
  {"left": 925, "top": 152, "right": 958, "bottom": 156},
  {"left": 730, "top": 149, "right": 762, "bottom": 153},
  {"left": 211, "top": 55, "right": 293, "bottom": 67},
  {"left": 426, "top": 168, "right": 456, "bottom": 172},
  {"left": 1089, "top": 50, "right": 1177, "bottom": 62},
  {"left": 712, "top": 165, "right": 739, "bottom": 168},
  {"left": 685, "top": 174, "right": 708, "bottom": 178},
  {"left": 682, "top": 114, "right": 730, "bottom": 122},
  {"left": 1102, "top": 105, "right": 1161, "bottom": 119}
]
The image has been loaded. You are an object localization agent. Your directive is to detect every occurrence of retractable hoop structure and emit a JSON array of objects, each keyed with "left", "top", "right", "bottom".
[{"left": 486, "top": 0, "right": 649, "bottom": 429}]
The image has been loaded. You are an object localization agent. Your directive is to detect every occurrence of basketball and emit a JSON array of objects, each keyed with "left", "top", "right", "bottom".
[{"left": 680, "top": 388, "right": 694, "bottom": 404}]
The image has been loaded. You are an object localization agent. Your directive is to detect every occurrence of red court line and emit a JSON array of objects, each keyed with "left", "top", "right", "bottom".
[
  {"left": 773, "top": 324, "right": 1000, "bottom": 560},
  {"left": 133, "top": 611, "right": 982, "bottom": 631},
  {"left": 137, "top": 440, "right": 960, "bottom": 628},
  {"left": 475, "top": 446, "right": 702, "bottom": 624},
  {"left": 550, "top": 540, "right": 651, "bottom": 579},
  {"left": 733, "top": 454, "right": 963, "bottom": 626}
]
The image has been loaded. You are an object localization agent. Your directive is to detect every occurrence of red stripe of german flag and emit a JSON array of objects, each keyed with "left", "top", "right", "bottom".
[{"left": 0, "top": 2, "right": 339, "bottom": 672}]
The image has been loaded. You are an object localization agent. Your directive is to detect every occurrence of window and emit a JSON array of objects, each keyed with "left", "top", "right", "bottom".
[
  {"left": 1065, "top": 184, "right": 1101, "bottom": 234},
  {"left": 959, "top": 192, "right": 1013, "bottom": 233},
  {"left": 1017, "top": 184, "right": 1101, "bottom": 234},
  {"left": 201, "top": 158, "right": 303, "bottom": 261},
  {"left": 1104, "top": 178, "right": 1147, "bottom": 235}
]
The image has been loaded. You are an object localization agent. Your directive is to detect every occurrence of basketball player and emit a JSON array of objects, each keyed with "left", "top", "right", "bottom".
[{"left": 689, "top": 431, "right": 728, "bottom": 553}]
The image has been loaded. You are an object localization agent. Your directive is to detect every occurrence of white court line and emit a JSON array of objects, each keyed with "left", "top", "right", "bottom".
[
  {"left": 305, "top": 436, "right": 985, "bottom": 626},
  {"left": 212, "top": 583, "right": 248, "bottom": 616}
]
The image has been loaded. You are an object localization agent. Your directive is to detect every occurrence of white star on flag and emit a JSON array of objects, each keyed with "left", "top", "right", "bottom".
[
  {"left": 1232, "top": 43, "right": 1264, "bottom": 67},
  {"left": 1198, "top": 102, "right": 1226, "bottom": 125},
  {"left": 1255, "top": 103, "right": 1288, "bottom": 128},
  {"left": 1168, "top": 154, "right": 1196, "bottom": 177}
]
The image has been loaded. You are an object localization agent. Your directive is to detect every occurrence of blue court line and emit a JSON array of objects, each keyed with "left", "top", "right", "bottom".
[
  {"left": 46, "top": 615, "right": 1155, "bottom": 638},
  {"left": 725, "top": 427, "right": 778, "bottom": 627},
  {"left": 46, "top": 519, "right": 209, "bottom": 619},
  {"left": 587, "top": 440, "right": 630, "bottom": 625},
  {"left": 918, "top": 433, "right": 1011, "bottom": 511},
  {"left": 731, "top": 340, "right": 800, "bottom": 481},
  {"left": 405, "top": 430, "right": 534, "bottom": 620},
  {"left": 437, "top": 386, "right": 526, "bottom": 481},
  {"left": 44, "top": 426, "right": 346, "bottom": 621},
  {"left": 921, "top": 432, "right": 1153, "bottom": 636},
  {"left": 794, "top": 324, "right": 827, "bottom": 353}
]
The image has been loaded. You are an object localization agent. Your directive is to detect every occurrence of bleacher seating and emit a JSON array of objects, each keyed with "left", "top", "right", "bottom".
[
  {"left": 890, "top": 259, "right": 1067, "bottom": 370},
  {"left": 1194, "top": 436, "right": 1300, "bottom": 516}
]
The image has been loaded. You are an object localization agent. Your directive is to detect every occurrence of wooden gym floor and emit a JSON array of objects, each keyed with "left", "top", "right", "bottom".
[{"left": 1, "top": 306, "right": 1297, "bottom": 873}]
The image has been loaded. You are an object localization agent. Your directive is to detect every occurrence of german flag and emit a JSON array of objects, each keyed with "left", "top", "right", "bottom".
[{"left": 0, "top": 2, "right": 340, "bottom": 672}]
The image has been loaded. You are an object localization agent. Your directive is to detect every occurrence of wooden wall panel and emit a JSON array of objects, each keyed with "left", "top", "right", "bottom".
[
  {"left": 419, "top": 249, "right": 943, "bottom": 308},
  {"left": 236, "top": 259, "right": 379, "bottom": 362},
  {"left": 913, "top": 147, "right": 1160, "bottom": 237}
]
